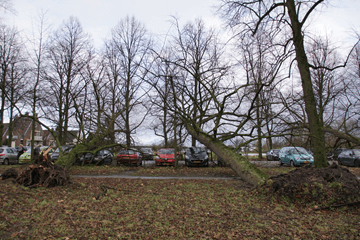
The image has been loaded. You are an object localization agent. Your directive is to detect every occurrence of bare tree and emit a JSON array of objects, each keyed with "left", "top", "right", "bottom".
[
  {"left": 217, "top": 0, "right": 347, "bottom": 167},
  {"left": 0, "top": 24, "right": 22, "bottom": 146},
  {"left": 104, "top": 16, "right": 152, "bottom": 147},
  {"left": 44, "top": 16, "right": 92, "bottom": 145},
  {"left": 238, "top": 24, "right": 289, "bottom": 157},
  {"left": 26, "top": 10, "right": 51, "bottom": 158},
  {"left": 154, "top": 18, "right": 273, "bottom": 185}
]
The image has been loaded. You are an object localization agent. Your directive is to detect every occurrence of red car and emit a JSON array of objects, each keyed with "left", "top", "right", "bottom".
[
  {"left": 155, "top": 148, "right": 175, "bottom": 166},
  {"left": 116, "top": 149, "right": 142, "bottom": 166}
]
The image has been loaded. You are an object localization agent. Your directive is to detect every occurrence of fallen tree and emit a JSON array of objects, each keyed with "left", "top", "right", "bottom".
[
  {"left": 2, "top": 150, "right": 71, "bottom": 188},
  {"left": 184, "top": 122, "right": 269, "bottom": 186}
]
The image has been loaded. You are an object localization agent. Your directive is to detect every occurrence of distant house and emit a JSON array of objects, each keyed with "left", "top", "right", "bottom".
[
  {"left": 43, "top": 129, "right": 82, "bottom": 147},
  {"left": 2, "top": 115, "right": 82, "bottom": 148},
  {"left": 2, "top": 115, "right": 43, "bottom": 147}
]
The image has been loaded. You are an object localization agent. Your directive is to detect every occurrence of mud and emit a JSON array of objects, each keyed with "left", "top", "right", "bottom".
[{"left": 258, "top": 164, "right": 360, "bottom": 206}]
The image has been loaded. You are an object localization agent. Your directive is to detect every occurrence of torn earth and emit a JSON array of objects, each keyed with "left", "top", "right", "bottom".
[{"left": 257, "top": 164, "right": 360, "bottom": 207}]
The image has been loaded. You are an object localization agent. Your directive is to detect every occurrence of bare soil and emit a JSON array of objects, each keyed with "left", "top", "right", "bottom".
[{"left": 258, "top": 164, "right": 360, "bottom": 207}]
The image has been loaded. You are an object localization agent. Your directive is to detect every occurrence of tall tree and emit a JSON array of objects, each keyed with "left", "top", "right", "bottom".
[
  {"left": 0, "top": 24, "right": 22, "bottom": 146},
  {"left": 44, "top": 16, "right": 92, "bottom": 145},
  {"left": 170, "top": 18, "right": 231, "bottom": 147},
  {"left": 104, "top": 16, "right": 151, "bottom": 147},
  {"left": 27, "top": 10, "right": 50, "bottom": 158}
]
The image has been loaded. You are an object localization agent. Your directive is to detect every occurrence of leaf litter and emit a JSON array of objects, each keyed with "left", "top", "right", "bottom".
[{"left": 0, "top": 164, "right": 360, "bottom": 239}]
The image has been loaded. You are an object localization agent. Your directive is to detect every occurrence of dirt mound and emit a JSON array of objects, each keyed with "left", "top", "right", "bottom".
[{"left": 258, "top": 164, "right": 360, "bottom": 206}]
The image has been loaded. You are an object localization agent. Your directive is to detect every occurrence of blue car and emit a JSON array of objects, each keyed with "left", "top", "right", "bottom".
[{"left": 279, "top": 147, "right": 314, "bottom": 167}]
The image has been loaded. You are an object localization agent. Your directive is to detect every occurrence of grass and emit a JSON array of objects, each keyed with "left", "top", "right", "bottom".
[{"left": 1, "top": 175, "right": 359, "bottom": 239}]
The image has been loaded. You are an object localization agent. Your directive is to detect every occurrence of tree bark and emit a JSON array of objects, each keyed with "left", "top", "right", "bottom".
[
  {"left": 286, "top": 0, "right": 327, "bottom": 167},
  {"left": 184, "top": 121, "right": 268, "bottom": 185}
]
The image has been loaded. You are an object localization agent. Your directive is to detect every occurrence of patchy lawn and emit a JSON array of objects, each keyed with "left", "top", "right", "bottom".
[
  {"left": 1, "top": 163, "right": 360, "bottom": 178},
  {"left": 1, "top": 163, "right": 360, "bottom": 238},
  {"left": 1, "top": 176, "right": 360, "bottom": 239}
]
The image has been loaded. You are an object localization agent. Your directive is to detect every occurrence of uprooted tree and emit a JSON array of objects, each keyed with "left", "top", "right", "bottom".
[{"left": 2, "top": 147, "right": 71, "bottom": 188}]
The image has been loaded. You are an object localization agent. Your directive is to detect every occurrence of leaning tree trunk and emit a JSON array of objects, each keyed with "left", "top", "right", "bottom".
[{"left": 184, "top": 122, "right": 268, "bottom": 186}]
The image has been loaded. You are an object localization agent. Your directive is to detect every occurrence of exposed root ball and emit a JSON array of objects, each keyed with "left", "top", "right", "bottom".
[
  {"left": 258, "top": 164, "right": 360, "bottom": 206},
  {"left": 15, "top": 158, "right": 71, "bottom": 188}
]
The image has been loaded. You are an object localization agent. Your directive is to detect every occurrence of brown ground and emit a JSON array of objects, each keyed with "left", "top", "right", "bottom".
[{"left": 258, "top": 164, "right": 360, "bottom": 207}]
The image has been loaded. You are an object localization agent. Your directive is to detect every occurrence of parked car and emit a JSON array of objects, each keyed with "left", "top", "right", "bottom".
[
  {"left": 78, "top": 149, "right": 113, "bottom": 165},
  {"left": 279, "top": 146, "right": 314, "bottom": 167},
  {"left": 155, "top": 148, "right": 176, "bottom": 166},
  {"left": 0, "top": 146, "right": 18, "bottom": 165},
  {"left": 140, "top": 148, "right": 154, "bottom": 160},
  {"left": 50, "top": 145, "right": 74, "bottom": 162},
  {"left": 116, "top": 149, "right": 142, "bottom": 166},
  {"left": 184, "top": 147, "right": 209, "bottom": 167},
  {"left": 332, "top": 148, "right": 347, "bottom": 160},
  {"left": 18, "top": 146, "right": 53, "bottom": 164},
  {"left": 337, "top": 149, "right": 360, "bottom": 167},
  {"left": 266, "top": 149, "right": 280, "bottom": 161}
]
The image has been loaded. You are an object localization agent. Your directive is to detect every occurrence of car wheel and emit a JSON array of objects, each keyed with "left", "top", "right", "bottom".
[
  {"left": 355, "top": 160, "right": 360, "bottom": 167},
  {"left": 4, "top": 159, "right": 9, "bottom": 165},
  {"left": 290, "top": 160, "right": 295, "bottom": 167}
]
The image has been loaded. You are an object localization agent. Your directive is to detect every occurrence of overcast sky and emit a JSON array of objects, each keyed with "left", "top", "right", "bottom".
[
  {"left": 5, "top": 0, "right": 360, "bottom": 49},
  {"left": 3, "top": 0, "right": 360, "bottom": 145}
]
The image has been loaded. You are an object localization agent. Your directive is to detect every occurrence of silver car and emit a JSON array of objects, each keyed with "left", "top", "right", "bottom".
[{"left": 0, "top": 146, "right": 18, "bottom": 165}]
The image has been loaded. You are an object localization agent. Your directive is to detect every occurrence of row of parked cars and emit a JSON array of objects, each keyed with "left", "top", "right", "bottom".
[
  {"left": 266, "top": 147, "right": 360, "bottom": 167},
  {"left": 0, "top": 145, "right": 210, "bottom": 167}
]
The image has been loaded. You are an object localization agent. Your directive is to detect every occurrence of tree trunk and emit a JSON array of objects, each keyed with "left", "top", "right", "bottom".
[
  {"left": 286, "top": 0, "right": 327, "bottom": 167},
  {"left": 184, "top": 121, "right": 268, "bottom": 185}
]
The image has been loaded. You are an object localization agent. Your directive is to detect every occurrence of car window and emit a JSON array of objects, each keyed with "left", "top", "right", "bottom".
[
  {"left": 353, "top": 149, "right": 360, "bottom": 156},
  {"left": 6, "top": 148, "right": 13, "bottom": 153},
  {"left": 342, "top": 150, "right": 350, "bottom": 156},
  {"left": 160, "top": 149, "right": 174, "bottom": 154}
]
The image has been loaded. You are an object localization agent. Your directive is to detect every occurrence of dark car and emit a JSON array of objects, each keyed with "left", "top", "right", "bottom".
[
  {"left": 140, "top": 148, "right": 154, "bottom": 160},
  {"left": 332, "top": 148, "right": 347, "bottom": 160},
  {"left": 266, "top": 149, "right": 280, "bottom": 161},
  {"left": 184, "top": 147, "right": 209, "bottom": 167},
  {"left": 337, "top": 149, "right": 360, "bottom": 167},
  {"left": 116, "top": 149, "right": 142, "bottom": 166},
  {"left": 50, "top": 145, "right": 74, "bottom": 162},
  {"left": 78, "top": 149, "right": 113, "bottom": 165}
]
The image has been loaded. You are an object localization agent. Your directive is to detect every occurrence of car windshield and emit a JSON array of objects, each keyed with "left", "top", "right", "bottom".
[
  {"left": 189, "top": 147, "right": 206, "bottom": 154},
  {"left": 291, "top": 147, "right": 308, "bottom": 155},
  {"left": 141, "top": 148, "right": 152, "bottom": 153},
  {"left": 159, "top": 149, "right": 174, "bottom": 154},
  {"left": 119, "top": 150, "right": 135, "bottom": 155}
]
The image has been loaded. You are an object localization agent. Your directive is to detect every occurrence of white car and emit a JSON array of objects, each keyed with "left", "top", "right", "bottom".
[{"left": 0, "top": 146, "right": 18, "bottom": 165}]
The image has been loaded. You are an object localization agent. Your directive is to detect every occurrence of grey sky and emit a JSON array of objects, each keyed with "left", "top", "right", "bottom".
[
  {"left": 9, "top": 0, "right": 220, "bottom": 47},
  {"left": 3, "top": 0, "right": 360, "bottom": 145}
]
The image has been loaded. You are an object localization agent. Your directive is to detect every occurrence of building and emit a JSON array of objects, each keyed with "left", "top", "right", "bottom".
[{"left": 2, "top": 115, "right": 43, "bottom": 147}]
